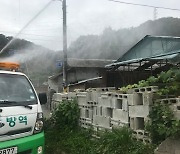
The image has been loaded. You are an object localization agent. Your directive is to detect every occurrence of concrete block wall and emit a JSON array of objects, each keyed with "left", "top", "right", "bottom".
[
  {"left": 77, "top": 91, "right": 91, "bottom": 106},
  {"left": 127, "top": 87, "right": 158, "bottom": 143},
  {"left": 51, "top": 86, "right": 180, "bottom": 144},
  {"left": 51, "top": 87, "right": 154, "bottom": 133},
  {"left": 51, "top": 93, "right": 69, "bottom": 110},
  {"left": 79, "top": 118, "right": 92, "bottom": 129},
  {"left": 127, "top": 86, "right": 158, "bottom": 94},
  {"left": 156, "top": 98, "right": 180, "bottom": 120},
  {"left": 127, "top": 87, "right": 157, "bottom": 132},
  {"left": 129, "top": 105, "right": 151, "bottom": 118},
  {"left": 93, "top": 115, "right": 111, "bottom": 129}
]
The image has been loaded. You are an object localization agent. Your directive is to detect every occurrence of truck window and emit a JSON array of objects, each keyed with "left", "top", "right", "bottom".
[{"left": 0, "top": 73, "right": 37, "bottom": 105}]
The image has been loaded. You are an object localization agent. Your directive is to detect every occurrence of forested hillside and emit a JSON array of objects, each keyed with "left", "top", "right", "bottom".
[
  {"left": 68, "top": 17, "right": 180, "bottom": 59},
  {"left": 0, "top": 35, "right": 62, "bottom": 85},
  {"left": 0, "top": 17, "right": 180, "bottom": 84}
]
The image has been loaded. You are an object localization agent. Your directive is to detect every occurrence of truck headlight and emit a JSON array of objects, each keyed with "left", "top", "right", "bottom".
[{"left": 33, "top": 112, "right": 44, "bottom": 134}]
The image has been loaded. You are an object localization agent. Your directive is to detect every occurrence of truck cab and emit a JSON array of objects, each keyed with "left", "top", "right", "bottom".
[{"left": 0, "top": 62, "right": 46, "bottom": 154}]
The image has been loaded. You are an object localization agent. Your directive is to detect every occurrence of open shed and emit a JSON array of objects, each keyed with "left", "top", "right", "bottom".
[{"left": 106, "top": 35, "right": 180, "bottom": 87}]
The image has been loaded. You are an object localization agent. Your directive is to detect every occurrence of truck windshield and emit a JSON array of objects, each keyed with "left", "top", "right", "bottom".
[{"left": 0, "top": 73, "right": 37, "bottom": 106}]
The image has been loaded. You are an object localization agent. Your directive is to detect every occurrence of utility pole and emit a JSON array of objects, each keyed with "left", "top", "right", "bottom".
[
  {"left": 62, "top": 0, "right": 68, "bottom": 92},
  {"left": 153, "top": 7, "right": 157, "bottom": 20}
]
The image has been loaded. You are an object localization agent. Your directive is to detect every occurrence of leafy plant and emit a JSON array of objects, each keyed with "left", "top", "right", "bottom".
[
  {"left": 45, "top": 99, "right": 154, "bottom": 154},
  {"left": 138, "top": 80, "right": 149, "bottom": 87},
  {"left": 97, "top": 127, "right": 154, "bottom": 154},
  {"left": 45, "top": 126, "right": 154, "bottom": 154},
  {"left": 52, "top": 99, "right": 80, "bottom": 130},
  {"left": 145, "top": 102, "right": 180, "bottom": 145},
  {"left": 121, "top": 68, "right": 180, "bottom": 96}
]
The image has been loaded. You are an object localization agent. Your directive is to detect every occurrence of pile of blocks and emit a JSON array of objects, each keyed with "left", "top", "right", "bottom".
[
  {"left": 51, "top": 86, "right": 180, "bottom": 144},
  {"left": 51, "top": 92, "right": 77, "bottom": 109},
  {"left": 127, "top": 86, "right": 157, "bottom": 143},
  {"left": 155, "top": 97, "right": 180, "bottom": 120},
  {"left": 78, "top": 87, "right": 115, "bottom": 129}
]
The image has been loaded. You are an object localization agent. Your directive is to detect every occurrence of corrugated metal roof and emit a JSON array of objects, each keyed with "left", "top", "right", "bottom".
[
  {"left": 106, "top": 35, "right": 180, "bottom": 68},
  {"left": 67, "top": 58, "right": 115, "bottom": 68}
]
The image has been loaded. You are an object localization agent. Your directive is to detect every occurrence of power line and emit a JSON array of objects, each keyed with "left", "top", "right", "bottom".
[
  {"left": 108, "top": 0, "right": 180, "bottom": 11},
  {"left": 0, "top": 0, "right": 54, "bottom": 54}
]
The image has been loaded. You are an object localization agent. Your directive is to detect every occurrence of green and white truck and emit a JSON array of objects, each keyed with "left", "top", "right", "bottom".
[{"left": 0, "top": 62, "right": 47, "bottom": 154}]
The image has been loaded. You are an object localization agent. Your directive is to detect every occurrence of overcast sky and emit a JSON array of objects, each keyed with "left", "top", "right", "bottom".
[{"left": 0, "top": 0, "right": 180, "bottom": 51}]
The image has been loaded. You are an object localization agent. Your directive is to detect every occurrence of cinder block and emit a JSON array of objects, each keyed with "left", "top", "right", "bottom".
[
  {"left": 79, "top": 120, "right": 92, "bottom": 129},
  {"left": 87, "top": 101, "right": 98, "bottom": 106},
  {"left": 129, "top": 105, "right": 151, "bottom": 117},
  {"left": 79, "top": 108, "right": 93, "bottom": 119},
  {"left": 112, "top": 94, "right": 128, "bottom": 111},
  {"left": 156, "top": 98, "right": 180, "bottom": 121},
  {"left": 88, "top": 87, "right": 115, "bottom": 93},
  {"left": 93, "top": 106, "right": 98, "bottom": 116},
  {"left": 68, "top": 92, "right": 77, "bottom": 99},
  {"left": 156, "top": 98, "right": 180, "bottom": 112},
  {"left": 135, "top": 86, "right": 158, "bottom": 93},
  {"left": 93, "top": 115, "right": 111, "bottom": 129},
  {"left": 102, "top": 107, "right": 113, "bottom": 118},
  {"left": 128, "top": 86, "right": 158, "bottom": 94},
  {"left": 127, "top": 93, "right": 143, "bottom": 106},
  {"left": 90, "top": 90, "right": 101, "bottom": 102},
  {"left": 52, "top": 93, "right": 68, "bottom": 101},
  {"left": 96, "top": 106, "right": 103, "bottom": 116},
  {"left": 98, "top": 92, "right": 113, "bottom": 108},
  {"left": 77, "top": 92, "right": 91, "bottom": 106},
  {"left": 79, "top": 107, "right": 86, "bottom": 118},
  {"left": 79, "top": 117, "right": 92, "bottom": 123},
  {"left": 112, "top": 109, "right": 129, "bottom": 123},
  {"left": 133, "top": 130, "right": 150, "bottom": 139},
  {"left": 156, "top": 98, "right": 180, "bottom": 105},
  {"left": 130, "top": 117, "right": 150, "bottom": 130},
  {"left": 51, "top": 100, "right": 60, "bottom": 110},
  {"left": 143, "top": 92, "right": 154, "bottom": 106},
  {"left": 134, "top": 137, "right": 151, "bottom": 144}
]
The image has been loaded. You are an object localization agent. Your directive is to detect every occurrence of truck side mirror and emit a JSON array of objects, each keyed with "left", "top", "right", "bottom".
[{"left": 38, "top": 93, "right": 47, "bottom": 105}]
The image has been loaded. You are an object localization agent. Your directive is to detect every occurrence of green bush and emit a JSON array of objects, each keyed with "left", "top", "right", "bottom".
[
  {"left": 145, "top": 102, "right": 180, "bottom": 145},
  {"left": 45, "top": 127, "right": 97, "bottom": 154},
  {"left": 120, "top": 68, "right": 180, "bottom": 96},
  {"left": 97, "top": 127, "right": 154, "bottom": 154},
  {"left": 45, "top": 126, "right": 154, "bottom": 154},
  {"left": 44, "top": 98, "right": 154, "bottom": 154},
  {"left": 52, "top": 99, "right": 80, "bottom": 130}
]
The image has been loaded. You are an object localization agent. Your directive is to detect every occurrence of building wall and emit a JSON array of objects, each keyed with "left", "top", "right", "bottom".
[
  {"left": 49, "top": 67, "right": 107, "bottom": 93},
  {"left": 66, "top": 68, "right": 102, "bottom": 84},
  {"left": 48, "top": 78, "right": 59, "bottom": 92}
]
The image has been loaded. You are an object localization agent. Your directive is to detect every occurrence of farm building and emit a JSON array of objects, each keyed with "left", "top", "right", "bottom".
[
  {"left": 106, "top": 35, "right": 180, "bottom": 87},
  {"left": 48, "top": 58, "right": 115, "bottom": 92},
  {"left": 48, "top": 35, "right": 180, "bottom": 92}
]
